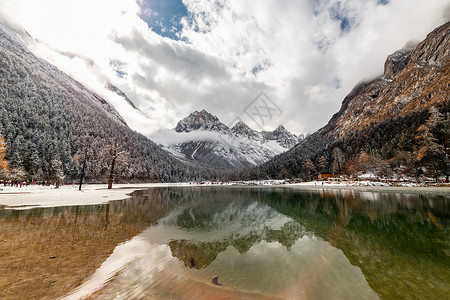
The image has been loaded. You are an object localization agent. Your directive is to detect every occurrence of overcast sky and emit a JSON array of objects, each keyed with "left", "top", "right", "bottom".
[{"left": 1, "top": 0, "right": 449, "bottom": 135}]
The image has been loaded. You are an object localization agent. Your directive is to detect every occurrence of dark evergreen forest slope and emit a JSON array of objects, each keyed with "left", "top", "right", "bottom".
[{"left": 0, "top": 23, "right": 206, "bottom": 183}]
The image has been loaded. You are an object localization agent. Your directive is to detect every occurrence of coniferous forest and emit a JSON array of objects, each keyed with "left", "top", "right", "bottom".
[{"left": 0, "top": 25, "right": 211, "bottom": 185}]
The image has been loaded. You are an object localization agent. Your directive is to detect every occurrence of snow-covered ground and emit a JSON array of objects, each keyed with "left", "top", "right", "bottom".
[{"left": 0, "top": 183, "right": 191, "bottom": 210}]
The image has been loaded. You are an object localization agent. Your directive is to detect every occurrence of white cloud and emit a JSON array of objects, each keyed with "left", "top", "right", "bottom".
[
  {"left": 149, "top": 129, "right": 230, "bottom": 146},
  {"left": 178, "top": 0, "right": 450, "bottom": 133},
  {"left": 0, "top": 0, "right": 449, "bottom": 136}
]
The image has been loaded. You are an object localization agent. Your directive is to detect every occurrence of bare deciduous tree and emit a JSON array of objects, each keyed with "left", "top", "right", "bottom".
[
  {"left": 73, "top": 135, "right": 94, "bottom": 191},
  {"left": 105, "top": 140, "right": 128, "bottom": 189}
]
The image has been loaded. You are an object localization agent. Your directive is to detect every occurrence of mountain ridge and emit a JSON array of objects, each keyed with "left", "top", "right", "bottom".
[
  {"left": 151, "top": 109, "right": 301, "bottom": 170},
  {"left": 246, "top": 21, "right": 450, "bottom": 181},
  {"left": 0, "top": 22, "right": 211, "bottom": 183}
]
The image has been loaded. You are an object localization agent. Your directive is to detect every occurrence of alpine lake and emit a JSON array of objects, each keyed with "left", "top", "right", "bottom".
[{"left": 0, "top": 186, "right": 449, "bottom": 299}]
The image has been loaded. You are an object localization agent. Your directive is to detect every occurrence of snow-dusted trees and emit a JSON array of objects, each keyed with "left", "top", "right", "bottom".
[
  {"left": 417, "top": 107, "right": 444, "bottom": 159},
  {"left": 416, "top": 107, "right": 449, "bottom": 181},
  {"left": 277, "top": 166, "right": 290, "bottom": 179},
  {"left": 331, "top": 147, "right": 344, "bottom": 174},
  {"left": 317, "top": 155, "right": 328, "bottom": 173},
  {"left": 0, "top": 26, "right": 211, "bottom": 184},
  {"left": 47, "top": 158, "right": 65, "bottom": 187},
  {"left": 105, "top": 141, "right": 128, "bottom": 189},
  {"left": 73, "top": 135, "right": 94, "bottom": 190},
  {"left": 302, "top": 159, "right": 316, "bottom": 181},
  {"left": 253, "top": 102, "right": 449, "bottom": 182},
  {"left": 9, "top": 166, "right": 26, "bottom": 182}
]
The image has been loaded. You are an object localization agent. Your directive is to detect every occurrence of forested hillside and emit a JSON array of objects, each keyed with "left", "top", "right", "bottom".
[
  {"left": 237, "top": 22, "right": 450, "bottom": 182},
  {"left": 0, "top": 23, "right": 208, "bottom": 184}
]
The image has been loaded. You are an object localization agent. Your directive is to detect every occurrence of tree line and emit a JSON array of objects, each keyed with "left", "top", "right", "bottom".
[
  {"left": 224, "top": 103, "right": 449, "bottom": 183},
  {"left": 0, "top": 26, "right": 216, "bottom": 186}
]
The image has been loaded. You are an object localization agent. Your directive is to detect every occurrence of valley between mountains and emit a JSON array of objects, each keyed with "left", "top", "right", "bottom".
[{"left": 0, "top": 21, "right": 449, "bottom": 184}]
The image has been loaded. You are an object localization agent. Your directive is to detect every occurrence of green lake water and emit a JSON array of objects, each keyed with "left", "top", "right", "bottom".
[{"left": 1, "top": 187, "right": 449, "bottom": 299}]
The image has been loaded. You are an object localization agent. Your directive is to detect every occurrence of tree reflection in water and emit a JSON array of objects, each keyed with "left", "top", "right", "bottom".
[
  {"left": 156, "top": 187, "right": 449, "bottom": 299},
  {"left": 1, "top": 187, "right": 448, "bottom": 299}
]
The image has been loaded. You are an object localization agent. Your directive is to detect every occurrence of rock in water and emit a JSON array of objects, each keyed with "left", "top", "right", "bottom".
[{"left": 189, "top": 257, "right": 196, "bottom": 268}]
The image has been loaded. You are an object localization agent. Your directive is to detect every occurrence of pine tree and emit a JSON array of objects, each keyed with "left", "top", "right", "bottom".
[
  {"left": 357, "top": 152, "right": 378, "bottom": 174},
  {"left": 318, "top": 155, "right": 328, "bottom": 173},
  {"left": 302, "top": 159, "right": 316, "bottom": 181},
  {"left": 47, "top": 158, "right": 65, "bottom": 188},
  {"left": 277, "top": 167, "right": 289, "bottom": 179},
  {"left": 73, "top": 135, "right": 94, "bottom": 190},
  {"left": 9, "top": 166, "right": 26, "bottom": 182},
  {"left": 416, "top": 107, "right": 447, "bottom": 181},
  {"left": 331, "top": 147, "right": 345, "bottom": 174}
]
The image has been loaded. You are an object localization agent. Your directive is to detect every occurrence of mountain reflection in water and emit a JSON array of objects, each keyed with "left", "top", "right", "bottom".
[
  {"left": 0, "top": 187, "right": 448, "bottom": 299},
  {"left": 65, "top": 187, "right": 449, "bottom": 299}
]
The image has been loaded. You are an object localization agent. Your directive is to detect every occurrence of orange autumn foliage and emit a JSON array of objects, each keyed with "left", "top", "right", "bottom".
[{"left": 0, "top": 132, "right": 8, "bottom": 174}]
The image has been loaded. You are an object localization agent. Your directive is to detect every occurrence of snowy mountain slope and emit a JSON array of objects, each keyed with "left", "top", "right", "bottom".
[
  {"left": 0, "top": 24, "right": 127, "bottom": 127},
  {"left": 0, "top": 22, "right": 211, "bottom": 182},
  {"left": 150, "top": 110, "right": 301, "bottom": 170},
  {"left": 262, "top": 125, "right": 299, "bottom": 148}
]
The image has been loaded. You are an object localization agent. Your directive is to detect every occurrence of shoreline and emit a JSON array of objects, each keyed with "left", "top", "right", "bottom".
[
  {"left": 0, "top": 182, "right": 448, "bottom": 210},
  {"left": 286, "top": 183, "right": 450, "bottom": 195},
  {"left": 0, "top": 183, "right": 191, "bottom": 210}
]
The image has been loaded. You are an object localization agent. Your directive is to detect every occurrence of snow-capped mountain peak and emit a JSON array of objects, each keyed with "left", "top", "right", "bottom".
[
  {"left": 175, "top": 109, "right": 229, "bottom": 133},
  {"left": 262, "top": 124, "right": 298, "bottom": 148},
  {"left": 151, "top": 111, "right": 301, "bottom": 170},
  {"left": 231, "top": 121, "right": 262, "bottom": 141}
]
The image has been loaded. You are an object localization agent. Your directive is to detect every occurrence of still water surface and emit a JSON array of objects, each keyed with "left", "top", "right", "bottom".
[{"left": 1, "top": 187, "right": 449, "bottom": 299}]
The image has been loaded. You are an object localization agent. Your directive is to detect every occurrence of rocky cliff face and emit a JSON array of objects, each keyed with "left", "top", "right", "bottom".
[
  {"left": 105, "top": 81, "right": 138, "bottom": 110},
  {"left": 231, "top": 121, "right": 261, "bottom": 141},
  {"left": 383, "top": 47, "right": 414, "bottom": 80},
  {"left": 262, "top": 125, "right": 299, "bottom": 148},
  {"left": 411, "top": 23, "right": 450, "bottom": 65},
  {"left": 257, "top": 21, "right": 450, "bottom": 180},
  {"left": 325, "top": 21, "right": 450, "bottom": 138},
  {"left": 175, "top": 110, "right": 229, "bottom": 133}
]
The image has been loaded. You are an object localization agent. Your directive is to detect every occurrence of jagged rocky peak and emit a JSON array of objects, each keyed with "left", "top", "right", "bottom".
[
  {"left": 157, "top": 112, "right": 301, "bottom": 170},
  {"left": 263, "top": 125, "right": 298, "bottom": 148},
  {"left": 274, "top": 124, "right": 288, "bottom": 133},
  {"left": 175, "top": 109, "right": 229, "bottom": 133},
  {"left": 383, "top": 22, "right": 450, "bottom": 80},
  {"left": 383, "top": 42, "right": 416, "bottom": 80},
  {"left": 410, "top": 21, "right": 450, "bottom": 65},
  {"left": 232, "top": 121, "right": 261, "bottom": 140}
]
